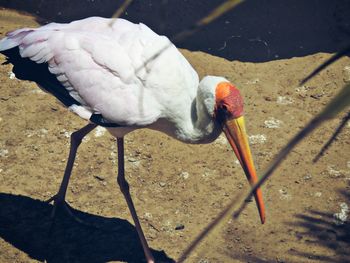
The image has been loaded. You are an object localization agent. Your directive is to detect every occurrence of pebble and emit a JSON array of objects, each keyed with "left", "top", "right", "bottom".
[
  {"left": 30, "top": 88, "right": 45, "bottom": 95},
  {"left": 82, "top": 136, "right": 90, "bottom": 143},
  {"left": 8, "top": 71, "right": 16, "bottom": 79},
  {"left": 279, "top": 189, "right": 292, "bottom": 200},
  {"left": 159, "top": 182, "right": 166, "bottom": 187},
  {"left": 277, "top": 96, "right": 293, "bottom": 105},
  {"left": 0, "top": 149, "right": 9, "bottom": 157},
  {"left": 327, "top": 165, "right": 342, "bottom": 178},
  {"left": 343, "top": 66, "right": 350, "bottom": 82},
  {"left": 40, "top": 128, "right": 48, "bottom": 134},
  {"left": 264, "top": 117, "right": 283, "bottom": 129},
  {"left": 245, "top": 78, "right": 259, "bottom": 85},
  {"left": 264, "top": 96, "right": 273, "bottom": 101},
  {"left": 94, "top": 126, "right": 106, "bottom": 137},
  {"left": 94, "top": 175, "right": 105, "bottom": 181},
  {"left": 295, "top": 85, "right": 308, "bottom": 96},
  {"left": 144, "top": 153, "right": 152, "bottom": 159},
  {"left": 214, "top": 134, "right": 227, "bottom": 145},
  {"left": 175, "top": 224, "right": 185, "bottom": 230},
  {"left": 249, "top": 134, "right": 267, "bottom": 144},
  {"left": 144, "top": 212, "right": 153, "bottom": 220},
  {"left": 0, "top": 96, "right": 10, "bottom": 101},
  {"left": 310, "top": 93, "right": 324, "bottom": 99},
  {"left": 203, "top": 171, "right": 210, "bottom": 177},
  {"left": 303, "top": 174, "right": 312, "bottom": 181},
  {"left": 333, "top": 202, "right": 349, "bottom": 225},
  {"left": 314, "top": 192, "right": 322, "bottom": 197},
  {"left": 179, "top": 171, "right": 189, "bottom": 179},
  {"left": 60, "top": 130, "right": 71, "bottom": 138}
]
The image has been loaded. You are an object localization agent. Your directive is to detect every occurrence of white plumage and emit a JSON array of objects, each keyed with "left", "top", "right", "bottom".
[
  {"left": 1, "top": 17, "right": 204, "bottom": 140},
  {"left": 0, "top": 17, "right": 266, "bottom": 263}
]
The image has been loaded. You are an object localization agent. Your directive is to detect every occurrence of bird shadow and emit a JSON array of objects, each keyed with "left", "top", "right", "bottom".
[
  {"left": 0, "top": 192, "right": 174, "bottom": 263},
  {"left": 287, "top": 188, "right": 350, "bottom": 262}
]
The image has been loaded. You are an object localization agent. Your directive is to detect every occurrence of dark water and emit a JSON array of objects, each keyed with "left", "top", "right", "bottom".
[{"left": 1, "top": 0, "right": 349, "bottom": 62}]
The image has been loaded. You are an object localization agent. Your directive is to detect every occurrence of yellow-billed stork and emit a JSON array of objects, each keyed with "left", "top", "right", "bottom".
[{"left": 0, "top": 17, "right": 265, "bottom": 263}]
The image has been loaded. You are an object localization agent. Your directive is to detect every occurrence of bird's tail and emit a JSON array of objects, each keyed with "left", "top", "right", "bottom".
[
  {"left": 0, "top": 28, "right": 34, "bottom": 52},
  {"left": 1, "top": 27, "right": 55, "bottom": 65}
]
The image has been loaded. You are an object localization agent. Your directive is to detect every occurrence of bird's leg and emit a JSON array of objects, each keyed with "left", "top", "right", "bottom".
[
  {"left": 46, "top": 123, "right": 97, "bottom": 222},
  {"left": 116, "top": 138, "right": 155, "bottom": 263}
]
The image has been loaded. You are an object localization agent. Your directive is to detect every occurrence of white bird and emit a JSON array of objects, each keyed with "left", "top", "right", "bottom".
[{"left": 0, "top": 17, "right": 265, "bottom": 263}]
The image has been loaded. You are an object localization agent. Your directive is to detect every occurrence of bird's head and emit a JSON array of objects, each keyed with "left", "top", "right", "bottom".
[{"left": 199, "top": 76, "right": 266, "bottom": 224}]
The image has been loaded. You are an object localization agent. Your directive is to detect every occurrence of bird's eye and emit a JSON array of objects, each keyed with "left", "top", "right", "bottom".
[
  {"left": 221, "top": 104, "right": 228, "bottom": 113},
  {"left": 221, "top": 104, "right": 233, "bottom": 117},
  {"left": 215, "top": 103, "right": 231, "bottom": 124}
]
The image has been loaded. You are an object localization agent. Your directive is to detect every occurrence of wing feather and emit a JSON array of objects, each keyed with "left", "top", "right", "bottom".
[{"left": 1, "top": 17, "right": 198, "bottom": 126}]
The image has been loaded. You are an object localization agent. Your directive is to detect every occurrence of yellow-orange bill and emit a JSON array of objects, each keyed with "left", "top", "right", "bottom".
[{"left": 223, "top": 116, "right": 266, "bottom": 224}]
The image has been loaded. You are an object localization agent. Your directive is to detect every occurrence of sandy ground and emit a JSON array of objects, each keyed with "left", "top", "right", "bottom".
[{"left": 0, "top": 9, "right": 349, "bottom": 263}]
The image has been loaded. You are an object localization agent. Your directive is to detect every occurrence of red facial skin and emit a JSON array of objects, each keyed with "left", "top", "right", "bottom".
[{"left": 215, "top": 82, "right": 244, "bottom": 119}]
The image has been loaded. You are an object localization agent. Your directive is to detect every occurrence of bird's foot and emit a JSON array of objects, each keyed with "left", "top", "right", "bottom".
[{"left": 45, "top": 194, "right": 92, "bottom": 227}]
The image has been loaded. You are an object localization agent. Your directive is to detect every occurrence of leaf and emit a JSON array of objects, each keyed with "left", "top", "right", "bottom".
[
  {"left": 301, "top": 45, "right": 350, "bottom": 85},
  {"left": 109, "top": 0, "right": 134, "bottom": 26},
  {"left": 173, "top": 0, "right": 244, "bottom": 42},
  {"left": 313, "top": 111, "right": 350, "bottom": 162}
]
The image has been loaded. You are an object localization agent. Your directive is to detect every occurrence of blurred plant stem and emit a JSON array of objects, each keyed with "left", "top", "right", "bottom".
[
  {"left": 234, "top": 84, "right": 350, "bottom": 220},
  {"left": 181, "top": 47, "right": 350, "bottom": 261},
  {"left": 109, "top": 0, "right": 134, "bottom": 26}
]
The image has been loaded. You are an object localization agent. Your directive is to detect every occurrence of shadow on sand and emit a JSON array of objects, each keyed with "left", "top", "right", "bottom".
[
  {"left": 289, "top": 188, "right": 350, "bottom": 262},
  {"left": 0, "top": 193, "right": 174, "bottom": 263},
  {"left": 0, "top": 0, "right": 349, "bottom": 62}
]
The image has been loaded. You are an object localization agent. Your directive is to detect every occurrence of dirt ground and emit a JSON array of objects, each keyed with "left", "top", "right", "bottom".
[{"left": 0, "top": 9, "right": 349, "bottom": 263}]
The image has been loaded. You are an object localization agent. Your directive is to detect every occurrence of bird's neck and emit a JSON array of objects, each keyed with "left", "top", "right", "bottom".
[{"left": 171, "top": 95, "right": 222, "bottom": 144}]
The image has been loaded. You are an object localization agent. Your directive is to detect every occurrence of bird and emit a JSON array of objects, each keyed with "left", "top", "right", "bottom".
[{"left": 0, "top": 17, "right": 265, "bottom": 263}]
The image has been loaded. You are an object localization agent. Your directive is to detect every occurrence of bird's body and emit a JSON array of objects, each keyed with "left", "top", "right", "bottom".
[
  {"left": 2, "top": 17, "right": 220, "bottom": 143},
  {"left": 1, "top": 17, "right": 265, "bottom": 263}
]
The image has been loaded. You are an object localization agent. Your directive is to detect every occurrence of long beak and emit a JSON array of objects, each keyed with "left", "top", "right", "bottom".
[{"left": 222, "top": 116, "right": 266, "bottom": 224}]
